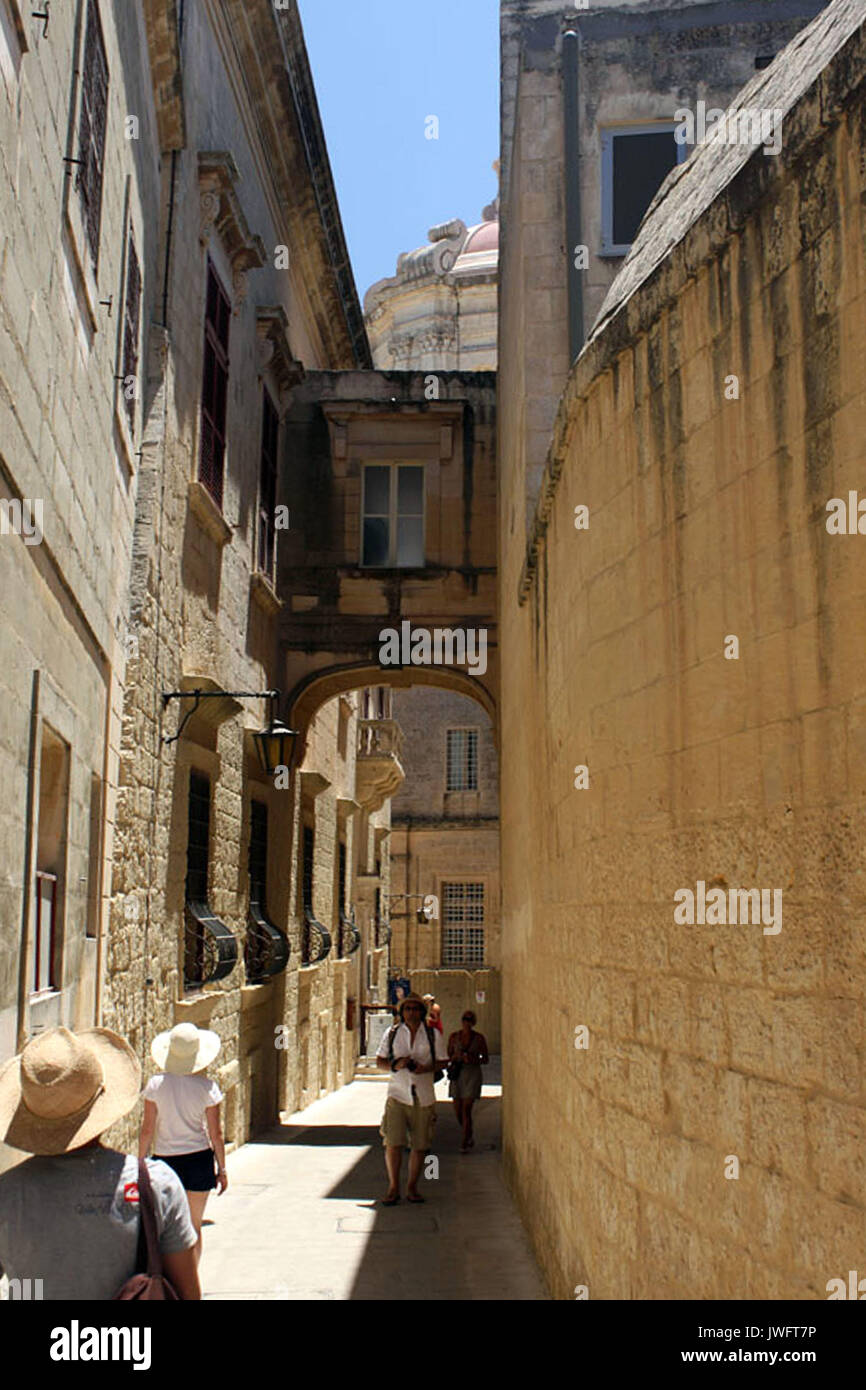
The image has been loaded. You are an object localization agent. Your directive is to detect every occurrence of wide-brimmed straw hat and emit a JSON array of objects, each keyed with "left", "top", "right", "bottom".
[
  {"left": 150, "top": 1022, "right": 221, "bottom": 1075},
  {"left": 398, "top": 993, "right": 428, "bottom": 1020},
  {"left": 0, "top": 1027, "right": 141, "bottom": 1156}
]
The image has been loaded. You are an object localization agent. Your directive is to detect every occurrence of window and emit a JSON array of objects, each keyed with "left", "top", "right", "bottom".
[
  {"left": 85, "top": 772, "right": 103, "bottom": 940},
  {"left": 257, "top": 387, "right": 279, "bottom": 578},
  {"left": 302, "top": 825, "right": 314, "bottom": 915},
  {"left": 600, "top": 124, "right": 687, "bottom": 256},
  {"left": 76, "top": 0, "right": 109, "bottom": 271},
  {"left": 362, "top": 464, "right": 424, "bottom": 567},
  {"left": 121, "top": 232, "right": 141, "bottom": 430},
  {"left": 338, "top": 841, "right": 347, "bottom": 917},
  {"left": 186, "top": 771, "right": 210, "bottom": 901},
  {"left": 33, "top": 725, "right": 70, "bottom": 995},
  {"left": 446, "top": 729, "right": 478, "bottom": 791},
  {"left": 249, "top": 799, "right": 268, "bottom": 907},
  {"left": 199, "top": 260, "right": 231, "bottom": 509},
  {"left": 441, "top": 882, "right": 484, "bottom": 967}
]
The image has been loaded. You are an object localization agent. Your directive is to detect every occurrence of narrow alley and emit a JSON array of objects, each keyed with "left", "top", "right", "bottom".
[{"left": 200, "top": 1063, "right": 546, "bottom": 1301}]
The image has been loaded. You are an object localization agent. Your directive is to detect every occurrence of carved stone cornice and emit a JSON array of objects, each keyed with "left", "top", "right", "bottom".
[
  {"left": 198, "top": 152, "right": 266, "bottom": 313},
  {"left": 256, "top": 307, "right": 306, "bottom": 411}
]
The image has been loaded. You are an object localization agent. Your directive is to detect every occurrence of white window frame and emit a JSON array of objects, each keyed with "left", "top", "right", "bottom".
[
  {"left": 446, "top": 728, "right": 479, "bottom": 792},
  {"left": 361, "top": 462, "right": 425, "bottom": 568},
  {"left": 600, "top": 122, "right": 687, "bottom": 258}
]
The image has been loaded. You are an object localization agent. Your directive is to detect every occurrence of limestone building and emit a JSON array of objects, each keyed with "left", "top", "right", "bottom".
[
  {"left": 389, "top": 688, "right": 501, "bottom": 1050},
  {"left": 0, "top": 0, "right": 162, "bottom": 1173},
  {"left": 499, "top": 0, "right": 866, "bottom": 1298},
  {"left": 104, "top": 0, "right": 388, "bottom": 1151},
  {"left": 365, "top": 201, "right": 499, "bottom": 371},
  {"left": 500, "top": 0, "right": 830, "bottom": 529}
]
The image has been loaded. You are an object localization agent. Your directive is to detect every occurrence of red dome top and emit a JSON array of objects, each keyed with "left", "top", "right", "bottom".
[{"left": 462, "top": 220, "right": 499, "bottom": 254}]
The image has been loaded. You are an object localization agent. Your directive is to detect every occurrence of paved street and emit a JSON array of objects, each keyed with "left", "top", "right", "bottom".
[{"left": 199, "top": 1062, "right": 548, "bottom": 1300}]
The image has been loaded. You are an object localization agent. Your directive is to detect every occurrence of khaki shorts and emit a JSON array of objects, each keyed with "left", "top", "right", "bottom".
[{"left": 380, "top": 1096, "right": 436, "bottom": 1150}]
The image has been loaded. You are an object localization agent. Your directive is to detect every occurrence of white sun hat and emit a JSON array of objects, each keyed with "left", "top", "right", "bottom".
[{"left": 150, "top": 1022, "right": 221, "bottom": 1075}]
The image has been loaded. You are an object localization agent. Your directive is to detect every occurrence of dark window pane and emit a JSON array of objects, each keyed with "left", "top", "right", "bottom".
[
  {"left": 397, "top": 466, "right": 423, "bottom": 516},
  {"left": 364, "top": 466, "right": 390, "bottom": 516},
  {"left": 303, "top": 826, "right": 314, "bottom": 912},
  {"left": 612, "top": 131, "right": 678, "bottom": 247},
  {"left": 249, "top": 801, "right": 268, "bottom": 906},
  {"left": 186, "top": 772, "right": 210, "bottom": 902},
  {"left": 363, "top": 517, "right": 389, "bottom": 566},
  {"left": 396, "top": 515, "right": 424, "bottom": 567}
]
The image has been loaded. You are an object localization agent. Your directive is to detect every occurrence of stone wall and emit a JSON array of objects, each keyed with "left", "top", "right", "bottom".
[
  {"left": 499, "top": 4, "right": 866, "bottom": 1298},
  {"left": 0, "top": 0, "right": 161, "bottom": 1172},
  {"left": 499, "top": 0, "right": 829, "bottom": 534}
]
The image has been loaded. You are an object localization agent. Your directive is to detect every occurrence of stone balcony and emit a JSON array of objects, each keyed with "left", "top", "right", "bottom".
[{"left": 356, "top": 718, "right": 405, "bottom": 812}]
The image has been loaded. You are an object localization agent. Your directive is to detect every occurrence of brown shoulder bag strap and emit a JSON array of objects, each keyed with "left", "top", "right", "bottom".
[{"left": 136, "top": 1159, "right": 164, "bottom": 1278}]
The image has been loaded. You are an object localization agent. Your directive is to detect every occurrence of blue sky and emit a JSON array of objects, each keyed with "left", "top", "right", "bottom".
[{"left": 298, "top": 0, "right": 500, "bottom": 307}]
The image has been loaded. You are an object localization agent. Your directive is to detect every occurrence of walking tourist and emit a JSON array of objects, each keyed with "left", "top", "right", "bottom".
[
  {"left": 0, "top": 1026, "right": 200, "bottom": 1299},
  {"left": 377, "top": 993, "right": 448, "bottom": 1205},
  {"left": 139, "top": 1022, "right": 227, "bottom": 1263},
  {"left": 447, "top": 1011, "right": 489, "bottom": 1152},
  {"left": 424, "top": 994, "right": 444, "bottom": 1032}
]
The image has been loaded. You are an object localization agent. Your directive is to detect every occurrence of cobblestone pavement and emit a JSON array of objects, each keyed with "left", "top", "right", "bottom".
[{"left": 199, "top": 1061, "right": 548, "bottom": 1300}]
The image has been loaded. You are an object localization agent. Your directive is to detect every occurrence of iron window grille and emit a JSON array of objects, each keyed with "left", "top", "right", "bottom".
[
  {"left": 257, "top": 387, "right": 279, "bottom": 580},
  {"left": 199, "top": 260, "right": 231, "bottom": 510},
  {"left": 600, "top": 124, "right": 687, "bottom": 257},
  {"left": 245, "top": 800, "right": 289, "bottom": 983},
  {"left": 361, "top": 463, "right": 424, "bottom": 567},
  {"left": 446, "top": 728, "right": 478, "bottom": 791},
  {"left": 75, "top": 0, "right": 109, "bottom": 271},
  {"left": 121, "top": 231, "right": 141, "bottom": 430},
  {"left": 184, "top": 771, "right": 237, "bottom": 988},
  {"left": 302, "top": 824, "right": 331, "bottom": 965},
  {"left": 441, "top": 881, "right": 485, "bottom": 967}
]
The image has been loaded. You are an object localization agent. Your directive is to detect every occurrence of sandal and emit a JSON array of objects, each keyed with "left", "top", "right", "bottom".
[
  {"left": 406, "top": 1192, "right": 425, "bottom": 1204},
  {"left": 381, "top": 1193, "right": 401, "bottom": 1206}
]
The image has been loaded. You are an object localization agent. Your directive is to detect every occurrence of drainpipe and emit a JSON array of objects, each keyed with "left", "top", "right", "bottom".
[{"left": 563, "top": 29, "right": 584, "bottom": 363}]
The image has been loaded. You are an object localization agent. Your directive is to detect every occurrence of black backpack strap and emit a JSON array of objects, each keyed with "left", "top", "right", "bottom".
[
  {"left": 137, "top": 1159, "right": 163, "bottom": 1277},
  {"left": 426, "top": 1024, "right": 436, "bottom": 1064},
  {"left": 387, "top": 1023, "right": 399, "bottom": 1063}
]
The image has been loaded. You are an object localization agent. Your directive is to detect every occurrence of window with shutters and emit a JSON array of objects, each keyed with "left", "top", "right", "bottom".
[
  {"left": 441, "top": 882, "right": 485, "bottom": 967},
  {"left": 121, "top": 232, "right": 141, "bottom": 430},
  {"left": 199, "top": 260, "right": 231, "bottom": 509},
  {"left": 446, "top": 729, "right": 478, "bottom": 791},
  {"left": 257, "top": 388, "right": 279, "bottom": 579},
  {"left": 75, "top": 0, "right": 109, "bottom": 272}
]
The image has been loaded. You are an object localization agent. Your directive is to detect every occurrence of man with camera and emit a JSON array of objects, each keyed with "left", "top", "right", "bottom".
[{"left": 376, "top": 993, "right": 448, "bottom": 1205}]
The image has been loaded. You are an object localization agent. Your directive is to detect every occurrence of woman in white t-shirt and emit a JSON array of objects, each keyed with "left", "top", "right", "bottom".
[{"left": 138, "top": 1023, "right": 227, "bottom": 1264}]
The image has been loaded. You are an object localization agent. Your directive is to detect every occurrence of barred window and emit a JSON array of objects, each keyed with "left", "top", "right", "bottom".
[
  {"left": 76, "top": 0, "right": 109, "bottom": 271},
  {"left": 185, "top": 772, "right": 210, "bottom": 902},
  {"left": 257, "top": 388, "right": 279, "bottom": 578},
  {"left": 302, "top": 825, "right": 314, "bottom": 914},
  {"left": 249, "top": 800, "right": 268, "bottom": 908},
  {"left": 446, "top": 729, "right": 478, "bottom": 792},
  {"left": 121, "top": 232, "right": 141, "bottom": 429},
  {"left": 199, "top": 260, "right": 231, "bottom": 509},
  {"left": 184, "top": 771, "right": 210, "bottom": 986},
  {"left": 441, "top": 882, "right": 484, "bottom": 967}
]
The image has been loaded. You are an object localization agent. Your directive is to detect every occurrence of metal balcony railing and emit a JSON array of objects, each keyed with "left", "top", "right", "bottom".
[
  {"left": 245, "top": 901, "right": 290, "bottom": 983},
  {"left": 302, "top": 908, "right": 331, "bottom": 965},
  {"left": 338, "top": 909, "right": 361, "bottom": 958},
  {"left": 184, "top": 901, "right": 238, "bottom": 989}
]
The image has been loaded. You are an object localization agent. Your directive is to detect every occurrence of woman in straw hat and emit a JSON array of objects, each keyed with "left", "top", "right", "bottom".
[
  {"left": 139, "top": 1022, "right": 226, "bottom": 1263},
  {"left": 0, "top": 1026, "right": 200, "bottom": 1299}
]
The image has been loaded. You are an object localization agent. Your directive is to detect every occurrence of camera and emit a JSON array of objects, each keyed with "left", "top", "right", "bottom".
[{"left": 406, "top": 1059, "right": 418, "bottom": 1072}]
